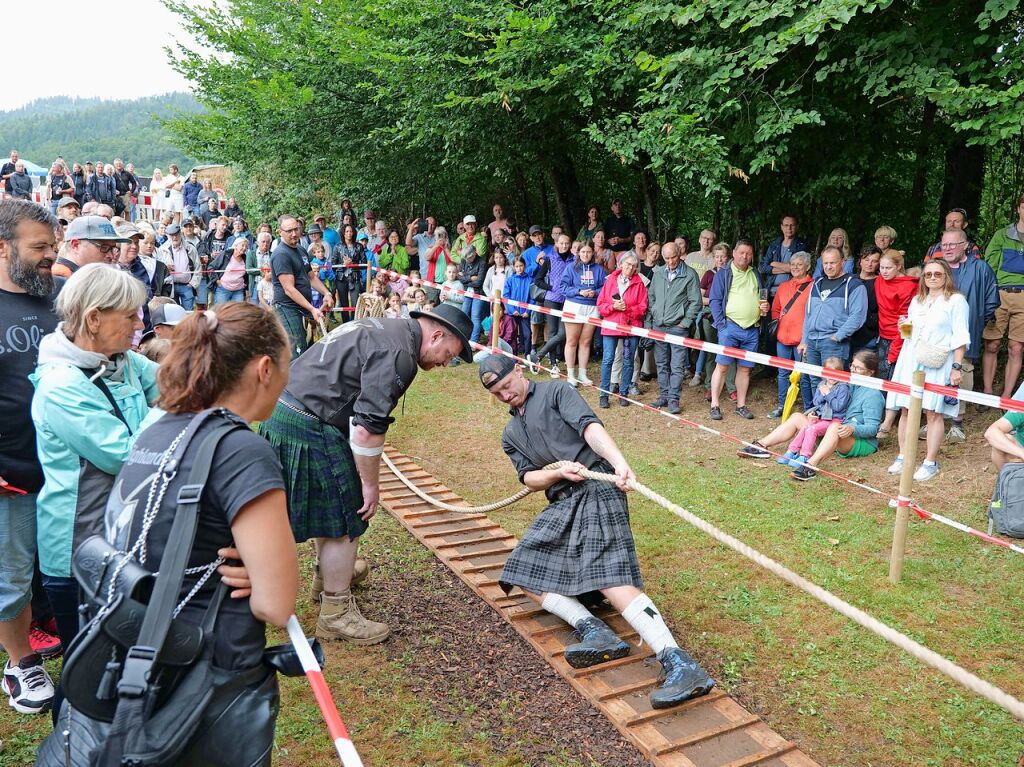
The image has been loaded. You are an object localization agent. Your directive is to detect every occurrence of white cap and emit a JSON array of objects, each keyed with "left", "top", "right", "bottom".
[{"left": 463, "top": 214, "right": 477, "bottom": 225}]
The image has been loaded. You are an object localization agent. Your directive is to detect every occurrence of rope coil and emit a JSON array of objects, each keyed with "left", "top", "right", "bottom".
[{"left": 381, "top": 453, "right": 1024, "bottom": 722}]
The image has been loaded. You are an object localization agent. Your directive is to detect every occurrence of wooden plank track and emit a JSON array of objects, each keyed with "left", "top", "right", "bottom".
[{"left": 378, "top": 446, "right": 821, "bottom": 767}]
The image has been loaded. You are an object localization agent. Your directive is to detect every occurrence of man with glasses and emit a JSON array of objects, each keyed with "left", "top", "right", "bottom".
[
  {"left": 272, "top": 214, "right": 335, "bottom": 356},
  {"left": 50, "top": 216, "right": 128, "bottom": 278},
  {"left": 925, "top": 208, "right": 982, "bottom": 261},
  {"left": 938, "top": 228, "right": 998, "bottom": 441},
  {"left": 983, "top": 194, "right": 1024, "bottom": 399}
]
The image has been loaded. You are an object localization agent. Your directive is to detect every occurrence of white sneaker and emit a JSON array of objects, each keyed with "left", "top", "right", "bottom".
[
  {"left": 566, "top": 368, "right": 578, "bottom": 387},
  {"left": 577, "top": 371, "right": 594, "bottom": 386},
  {"left": 886, "top": 456, "right": 905, "bottom": 475},
  {"left": 2, "top": 654, "right": 54, "bottom": 714},
  {"left": 946, "top": 424, "right": 966, "bottom": 443},
  {"left": 913, "top": 462, "right": 940, "bottom": 481},
  {"left": 549, "top": 363, "right": 561, "bottom": 379}
]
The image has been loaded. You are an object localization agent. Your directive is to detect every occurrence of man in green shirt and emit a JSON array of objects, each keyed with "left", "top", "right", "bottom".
[
  {"left": 985, "top": 410, "right": 1024, "bottom": 470},
  {"left": 450, "top": 214, "right": 488, "bottom": 265},
  {"left": 707, "top": 239, "right": 767, "bottom": 421}
]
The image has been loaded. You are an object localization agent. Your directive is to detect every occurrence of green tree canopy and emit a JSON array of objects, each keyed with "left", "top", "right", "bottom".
[{"left": 166, "top": 0, "right": 1024, "bottom": 258}]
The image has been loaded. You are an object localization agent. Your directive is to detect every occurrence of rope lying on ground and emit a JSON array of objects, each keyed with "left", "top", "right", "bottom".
[
  {"left": 382, "top": 452, "right": 532, "bottom": 512},
  {"left": 381, "top": 453, "right": 1024, "bottom": 722}
]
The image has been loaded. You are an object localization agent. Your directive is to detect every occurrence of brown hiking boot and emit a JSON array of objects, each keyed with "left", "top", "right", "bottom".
[
  {"left": 316, "top": 590, "right": 390, "bottom": 644},
  {"left": 309, "top": 558, "right": 370, "bottom": 603}
]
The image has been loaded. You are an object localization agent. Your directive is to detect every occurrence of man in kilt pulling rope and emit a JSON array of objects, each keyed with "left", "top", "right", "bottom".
[
  {"left": 259, "top": 304, "right": 473, "bottom": 643},
  {"left": 479, "top": 355, "right": 715, "bottom": 709}
]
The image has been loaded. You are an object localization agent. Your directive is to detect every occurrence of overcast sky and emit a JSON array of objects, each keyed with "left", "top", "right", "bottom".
[{"left": 2, "top": 0, "right": 193, "bottom": 112}]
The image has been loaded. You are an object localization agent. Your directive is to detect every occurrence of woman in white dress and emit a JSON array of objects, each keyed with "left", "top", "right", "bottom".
[
  {"left": 164, "top": 163, "right": 185, "bottom": 224},
  {"left": 149, "top": 168, "right": 165, "bottom": 216},
  {"left": 885, "top": 258, "right": 969, "bottom": 481}
]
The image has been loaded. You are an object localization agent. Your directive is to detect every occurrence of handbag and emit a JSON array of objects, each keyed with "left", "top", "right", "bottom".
[
  {"left": 36, "top": 410, "right": 317, "bottom": 767},
  {"left": 766, "top": 281, "right": 809, "bottom": 339},
  {"left": 915, "top": 339, "right": 949, "bottom": 369}
]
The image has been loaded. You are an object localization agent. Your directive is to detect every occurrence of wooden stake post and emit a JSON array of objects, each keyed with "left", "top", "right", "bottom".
[
  {"left": 889, "top": 369, "right": 925, "bottom": 583},
  {"left": 488, "top": 299, "right": 502, "bottom": 407}
]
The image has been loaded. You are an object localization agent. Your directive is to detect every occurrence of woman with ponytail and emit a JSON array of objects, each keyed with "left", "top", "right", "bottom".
[{"left": 94, "top": 302, "right": 299, "bottom": 760}]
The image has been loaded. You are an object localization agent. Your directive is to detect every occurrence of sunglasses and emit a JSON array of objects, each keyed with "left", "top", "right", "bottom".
[{"left": 923, "top": 271, "right": 945, "bottom": 278}]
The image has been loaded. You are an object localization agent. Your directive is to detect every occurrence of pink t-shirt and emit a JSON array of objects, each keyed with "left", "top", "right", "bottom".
[{"left": 220, "top": 257, "right": 247, "bottom": 291}]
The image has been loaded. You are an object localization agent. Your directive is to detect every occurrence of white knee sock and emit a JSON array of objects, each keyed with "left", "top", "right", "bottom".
[
  {"left": 541, "top": 593, "right": 594, "bottom": 627},
  {"left": 621, "top": 594, "right": 678, "bottom": 654}
]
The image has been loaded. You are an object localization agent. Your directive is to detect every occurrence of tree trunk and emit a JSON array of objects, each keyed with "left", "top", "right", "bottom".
[
  {"left": 939, "top": 138, "right": 984, "bottom": 226},
  {"left": 545, "top": 155, "right": 583, "bottom": 235},
  {"left": 910, "top": 100, "right": 937, "bottom": 208},
  {"left": 638, "top": 152, "right": 658, "bottom": 236},
  {"left": 515, "top": 166, "right": 531, "bottom": 228}
]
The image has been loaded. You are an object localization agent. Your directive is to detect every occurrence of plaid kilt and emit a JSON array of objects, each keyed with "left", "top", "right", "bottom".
[
  {"left": 257, "top": 403, "right": 367, "bottom": 543},
  {"left": 500, "top": 476, "right": 643, "bottom": 597},
  {"left": 275, "top": 304, "right": 310, "bottom": 358}
]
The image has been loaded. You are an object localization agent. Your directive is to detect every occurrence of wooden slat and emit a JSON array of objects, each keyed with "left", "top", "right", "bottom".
[{"left": 378, "top": 447, "right": 821, "bottom": 767}]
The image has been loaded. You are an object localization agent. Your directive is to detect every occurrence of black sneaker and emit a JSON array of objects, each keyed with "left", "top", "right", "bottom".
[
  {"left": 610, "top": 384, "right": 619, "bottom": 395},
  {"left": 649, "top": 647, "right": 715, "bottom": 709},
  {"left": 599, "top": 396, "right": 610, "bottom": 409},
  {"left": 639, "top": 372, "right": 655, "bottom": 382},
  {"left": 667, "top": 401, "right": 681, "bottom": 415},
  {"left": 735, "top": 405, "right": 754, "bottom": 419},
  {"left": 737, "top": 442, "right": 770, "bottom": 459},
  {"left": 563, "top": 617, "right": 630, "bottom": 669},
  {"left": 619, "top": 397, "right": 630, "bottom": 407},
  {"left": 709, "top": 406, "right": 722, "bottom": 421},
  {"left": 651, "top": 397, "right": 669, "bottom": 408},
  {"left": 791, "top": 465, "right": 818, "bottom": 481}
]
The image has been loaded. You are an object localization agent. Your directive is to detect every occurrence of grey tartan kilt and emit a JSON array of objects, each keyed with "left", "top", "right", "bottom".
[{"left": 500, "top": 477, "right": 644, "bottom": 597}]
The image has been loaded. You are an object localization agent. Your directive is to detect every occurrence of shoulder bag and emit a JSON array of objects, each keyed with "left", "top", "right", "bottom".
[{"left": 766, "top": 281, "right": 809, "bottom": 339}]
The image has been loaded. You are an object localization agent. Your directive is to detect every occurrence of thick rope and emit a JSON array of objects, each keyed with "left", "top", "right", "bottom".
[
  {"left": 382, "top": 452, "right": 532, "bottom": 512},
  {"left": 355, "top": 294, "right": 385, "bottom": 319},
  {"left": 381, "top": 454, "right": 1024, "bottom": 722}
]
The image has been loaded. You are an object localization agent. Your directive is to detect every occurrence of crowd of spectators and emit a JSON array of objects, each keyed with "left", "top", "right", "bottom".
[{"left": 3, "top": 145, "right": 1024, "bottom": 731}]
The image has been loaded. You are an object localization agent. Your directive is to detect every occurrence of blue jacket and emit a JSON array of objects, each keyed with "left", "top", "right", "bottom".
[
  {"left": 559, "top": 260, "right": 607, "bottom": 306},
  {"left": 760, "top": 235, "right": 810, "bottom": 290},
  {"left": 950, "top": 256, "right": 999, "bottom": 362},
  {"left": 503, "top": 271, "right": 534, "bottom": 316},
  {"left": 843, "top": 386, "right": 885, "bottom": 450},
  {"left": 537, "top": 251, "right": 574, "bottom": 303},
  {"left": 801, "top": 274, "right": 868, "bottom": 345},
  {"left": 709, "top": 263, "right": 764, "bottom": 330},
  {"left": 30, "top": 329, "right": 159, "bottom": 577},
  {"left": 812, "top": 381, "right": 851, "bottom": 421},
  {"left": 523, "top": 244, "right": 553, "bottom": 279}
]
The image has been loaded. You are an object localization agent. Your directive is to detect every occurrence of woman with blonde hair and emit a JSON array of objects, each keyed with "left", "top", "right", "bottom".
[
  {"left": 813, "top": 228, "right": 853, "bottom": 277},
  {"left": 149, "top": 168, "right": 165, "bottom": 215},
  {"left": 885, "top": 258, "right": 969, "bottom": 481}
]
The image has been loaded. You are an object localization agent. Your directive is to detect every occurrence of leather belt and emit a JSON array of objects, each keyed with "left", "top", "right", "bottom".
[{"left": 277, "top": 391, "right": 319, "bottom": 420}]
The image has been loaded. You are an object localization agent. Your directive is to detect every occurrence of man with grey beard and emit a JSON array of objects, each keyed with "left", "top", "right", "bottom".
[{"left": 0, "top": 199, "right": 62, "bottom": 715}]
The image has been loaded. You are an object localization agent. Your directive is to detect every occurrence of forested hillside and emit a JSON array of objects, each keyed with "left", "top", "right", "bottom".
[{"left": 0, "top": 93, "right": 202, "bottom": 172}]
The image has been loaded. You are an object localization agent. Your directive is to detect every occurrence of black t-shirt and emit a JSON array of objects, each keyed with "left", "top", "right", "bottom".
[
  {"left": 104, "top": 409, "right": 285, "bottom": 670},
  {"left": 850, "top": 276, "right": 879, "bottom": 348},
  {"left": 271, "top": 242, "right": 313, "bottom": 314},
  {"left": 50, "top": 174, "right": 72, "bottom": 200},
  {"left": 0, "top": 286, "right": 61, "bottom": 492},
  {"left": 603, "top": 214, "right": 635, "bottom": 251},
  {"left": 200, "top": 209, "right": 220, "bottom": 228},
  {"left": 1, "top": 161, "right": 15, "bottom": 193},
  {"left": 817, "top": 275, "right": 846, "bottom": 299}
]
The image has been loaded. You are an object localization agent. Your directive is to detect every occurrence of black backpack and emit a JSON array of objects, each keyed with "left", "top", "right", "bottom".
[{"left": 989, "top": 462, "right": 1024, "bottom": 538}]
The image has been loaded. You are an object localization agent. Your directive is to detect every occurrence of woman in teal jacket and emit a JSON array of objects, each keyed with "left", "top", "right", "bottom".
[
  {"left": 30, "top": 263, "right": 158, "bottom": 668},
  {"left": 736, "top": 349, "right": 885, "bottom": 481}
]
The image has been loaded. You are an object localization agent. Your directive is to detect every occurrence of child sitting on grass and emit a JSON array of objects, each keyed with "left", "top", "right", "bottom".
[
  {"left": 384, "top": 291, "right": 409, "bottom": 319},
  {"left": 778, "top": 357, "right": 851, "bottom": 467}
]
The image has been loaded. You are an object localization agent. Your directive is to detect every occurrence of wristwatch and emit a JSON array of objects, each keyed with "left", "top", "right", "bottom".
[{"left": 951, "top": 362, "right": 963, "bottom": 370}]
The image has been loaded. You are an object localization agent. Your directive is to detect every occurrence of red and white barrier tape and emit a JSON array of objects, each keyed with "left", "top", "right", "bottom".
[
  {"left": 467, "top": 340, "right": 1024, "bottom": 556},
  {"left": 370, "top": 265, "right": 1024, "bottom": 415},
  {"left": 286, "top": 616, "right": 364, "bottom": 767}
]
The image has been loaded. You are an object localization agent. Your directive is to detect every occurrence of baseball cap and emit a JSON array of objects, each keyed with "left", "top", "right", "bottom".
[
  {"left": 478, "top": 353, "right": 518, "bottom": 389},
  {"left": 528, "top": 225, "right": 542, "bottom": 235},
  {"left": 166, "top": 223, "right": 181, "bottom": 235},
  {"left": 463, "top": 215, "right": 477, "bottom": 225},
  {"left": 152, "top": 303, "right": 188, "bottom": 327},
  {"left": 65, "top": 215, "right": 129, "bottom": 243},
  {"left": 56, "top": 198, "right": 80, "bottom": 210},
  {"left": 115, "top": 222, "right": 143, "bottom": 240}
]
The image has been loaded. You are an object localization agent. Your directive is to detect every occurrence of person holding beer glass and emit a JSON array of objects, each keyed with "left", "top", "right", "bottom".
[
  {"left": 874, "top": 251, "right": 919, "bottom": 437},
  {"left": 885, "top": 259, "right": 970, "bottom": 481}
]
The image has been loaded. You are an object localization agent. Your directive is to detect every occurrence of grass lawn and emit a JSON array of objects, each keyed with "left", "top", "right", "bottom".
[
  {"left": 385, "top": 363, "right": 1024, "bottom": 767},
  {"left": 3, "top": 361, "right": 1021, "bottom": 767}
]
